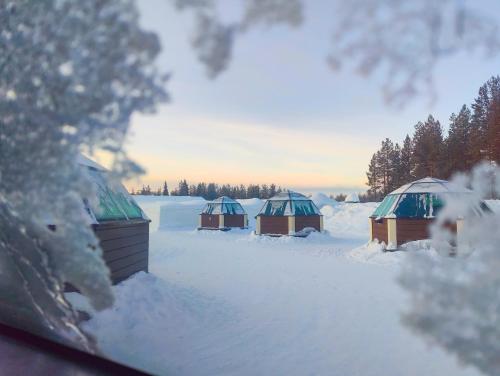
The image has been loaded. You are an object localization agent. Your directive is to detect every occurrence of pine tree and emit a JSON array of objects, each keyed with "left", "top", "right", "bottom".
[
  {"left": 261, "top": 184, "right": 270, "bottom": 199},
  {"left": 162, "top": 181, "right": 169, "bottom": 196},
  {"left": 206, "top": 183, "right": 217, "bottom": 200},
  {"left": 411, "top": 115, "right": 445, "bottom": 178},
  {"left": 485, "top": 76, "right": 500, "bottom": 163},
  {"left": 445, "top": 105, "right": 472, "bottom": 177},
  {"left": 366, "top": 152, "right": 381, "bottom": 198},
  {"left": 269, "top": 184, "right": 277, "bottom": 197},
  {"left": 178, "top": 180, "right": 189, "bottom": 196},
  {"left": 470, "top": 81, "right": 493, "bottom": 164},
  {"left": 400, "top": 134, "right": 414, "bottom": 184},
  {"left": 188, "top": 184, "right": 197, "bottom": 196}
]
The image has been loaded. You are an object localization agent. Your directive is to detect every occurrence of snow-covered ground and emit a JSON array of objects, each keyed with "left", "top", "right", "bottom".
[{"left": 67, "top": 196, "right": 480, "bottom": 376}]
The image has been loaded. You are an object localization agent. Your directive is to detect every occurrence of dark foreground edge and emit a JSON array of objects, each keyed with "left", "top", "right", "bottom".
[{"left": 0, "top": 322, "right": 151, "bottom": 375}]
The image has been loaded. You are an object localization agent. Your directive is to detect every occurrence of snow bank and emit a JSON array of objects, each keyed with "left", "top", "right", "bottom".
[
  {"left": 348, "top": 239, "right": 439, "bottom": 266},
  {"left": 310, "top": 192, "right": 338, "bottom": 208},
  {"left": 344, "top": 192, "right": 360, "bottom": 203},
  {"left": 237, "top": 198, "right": 264, "bottom": 228},
  {"left": 71, "top": 229, "right": 479, "bottom": 376},
  {"left": 159, "top": 198, "right": 207, "bottom": 230},
  {"left": 68, "top": 272, "right": 233, "bottom": 375},
  {"left": 321, "top": 202, "right": 378, "bottom": 239},
  {"left": 135, "top": 195, "right": 206, "bottom": 231}
]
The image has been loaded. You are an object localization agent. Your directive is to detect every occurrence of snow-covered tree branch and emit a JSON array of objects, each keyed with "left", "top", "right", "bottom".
[
  {"left": 0, "top": 0, "right": 167, "bottom": 350},
  {"left": 176, "top": 0, "right": 500, "bottom": 106},
  {"left": 400, "top": 163, "right": 500, "bottom": 375}
]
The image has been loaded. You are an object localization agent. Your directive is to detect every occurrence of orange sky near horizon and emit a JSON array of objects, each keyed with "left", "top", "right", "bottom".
[{"left": 118, "top": 109, "right": 374, "bottom": 193}]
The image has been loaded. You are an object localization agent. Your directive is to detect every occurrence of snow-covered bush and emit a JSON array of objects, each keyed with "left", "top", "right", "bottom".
[
  {"left": 0, "top": 0, "right": 166, "bottom": 350},
  {"left": 399, "top": 163, "right": 500, "bottom": 376}
]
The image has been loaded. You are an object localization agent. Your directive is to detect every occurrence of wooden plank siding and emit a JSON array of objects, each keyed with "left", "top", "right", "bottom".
[
  {"left": 200, "top": 214, "right": 220, "bottom": 229},
  {"left": 94, "top": 220, "right": 149, "bottom": 284},
  {"left": 259, "top": 216, "right": 289, "bottom": 235},
  {"left": 395, "top": 219, "right": 431, "bottom": 245},
  {"left": 295, "top": 216, "right": 321, "bottom": 232},
  {"left": 223, "top": 214, "right": 245, "bottom": 228},
  {"left": 371, "top": 218, "right": 388, "bottom": 244}
]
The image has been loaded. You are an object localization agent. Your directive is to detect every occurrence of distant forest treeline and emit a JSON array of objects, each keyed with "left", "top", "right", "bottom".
[
  {"left": 132, "top": 181, "right": 371, "bottom": 202},
  {"left": 367, "top": 75, "right": 500, "bottom": 201},
  {"left": 131, "top": 180, "right": 286, "bottom": 200}
]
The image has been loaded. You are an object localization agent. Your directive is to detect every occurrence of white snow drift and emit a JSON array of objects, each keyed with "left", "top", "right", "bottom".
[{"left": 67, "top": 196, "right": 480, "bottom": 376}]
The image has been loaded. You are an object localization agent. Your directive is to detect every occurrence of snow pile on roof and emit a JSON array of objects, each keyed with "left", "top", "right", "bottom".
[
  {"left": 310, "top": 192, "right": 338, "bottom": 208},
  {"left": 344, "top": 192, "right": 360, "bottom": 203},
  {"left": 77, "top": 154, "right": 107, "bottom": 171},
  {"left": 484, "top": 199, "right": 500, "bottom": 213},
  {"left": 209, "top": 196, "right": 238, "bottom": 204},
  {"left": 268, "top": 190, "right": 309, "bottom": 201},
  {"left": 390, "top": 177, "right": 471, "bottom": 194}
]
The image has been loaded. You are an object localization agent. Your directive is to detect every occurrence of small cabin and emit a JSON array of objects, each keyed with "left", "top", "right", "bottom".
[
  {"left": 198, "top": 196, "right": 248, "bottom": 230},
  {"left": 256, "top": 191, "right": 323, "bottom": 236},
  {"left": 369, "top": 177, "right": 469, "bottom": 250},
  {"left": 78, "top": 155, "right": 149, "bottom": 285}
]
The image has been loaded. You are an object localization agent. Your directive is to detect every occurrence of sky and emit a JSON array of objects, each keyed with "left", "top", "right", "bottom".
[{"left": 121, "top": 0, "right": 500, "bottom": 195}]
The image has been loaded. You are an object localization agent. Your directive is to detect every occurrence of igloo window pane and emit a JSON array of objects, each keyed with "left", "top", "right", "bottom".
[
  {"left": 293, "top": 201, "right": 319, "bottom": 215},
  {"left": 372, "top": 195, "right": 397, "bottom": 218},
  {"left": 262, "top": 200, "right": 288, "bottom": 216},
  {"left": 87, "top": 169, "right": 144, "bottom": 221}
]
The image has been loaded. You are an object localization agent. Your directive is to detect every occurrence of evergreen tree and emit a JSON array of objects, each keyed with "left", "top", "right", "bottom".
[
  {"left": 206, "top": 183, "right": 217, "bottom": 200},
  {"left": 366, "top": 152, "right": 382, "bottom": 198},
  {"left": 196, "top": 183, "right": 207, "bottom": 198},
  {"left": 445, "top": 105, "right": 472, "bottom": 177},
  {"left": 269, "top": 184, "right": 277, "bottom": 197},
  {"left": 178, "top": 179, "right": 189, "bottom": 196},
  {"left": 188, "top": 184, "right": 197, "bottom": 196},
  {"left": 247, "top": 184, "right": 260, "bottom": 198},
  {"left": 470, "top": 83, "right": 490, "bottom": 165},
  {"left": 484, "top": 76, "right": 500, "bottom": 163},
  {"left": 260, "top": 184, "right": 270, "bottom": 199},
  {"left": 411, "top": 115, "right": 445, "bottom": 178},
  {"left": 399, "top": 135, "right": 414, "bottom": 184},
  {"left": 162, "top": 181, "right": 169, "bottom": 196},
  {"left": 239, "top": 184, "right": 247, "bottom": 199}
]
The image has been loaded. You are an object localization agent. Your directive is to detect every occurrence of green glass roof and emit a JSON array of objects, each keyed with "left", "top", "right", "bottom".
[{"left": 79, "top": 156, "right": 146, "bottom": 223}]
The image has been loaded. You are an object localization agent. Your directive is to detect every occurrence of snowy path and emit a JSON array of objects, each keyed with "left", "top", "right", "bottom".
[{"left": 71, "top": 228, "right": 480, "bottom": 376}]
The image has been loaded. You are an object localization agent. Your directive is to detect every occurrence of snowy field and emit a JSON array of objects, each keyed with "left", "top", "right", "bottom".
[{"left": 68, "top": 196, "right": 480, "bottom": 376}]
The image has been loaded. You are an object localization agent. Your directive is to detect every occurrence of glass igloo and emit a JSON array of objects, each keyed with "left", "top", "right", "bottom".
[
  {"left": 78, "top": 155, "right": 149, "bottom": 284},
  {"left": 369, "top": 177, "right": 471, "bottom": 250},
  {"left": 256, "top": 191, "right": 323, "bottom": 236},
  {"left": 199, "top": 196, "right": 248, "bottom": 230}
]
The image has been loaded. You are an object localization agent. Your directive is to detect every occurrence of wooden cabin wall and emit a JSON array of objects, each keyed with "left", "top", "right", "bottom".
[
  {"left": 371, "top": 218, "right": 388, "bottom": 244},
  {"left": 259, "top": 216, "right": 288, "bottom": 235},
  {"left": 295, "top": 216, "right": 321, "bottom": 232},
  {"left": 395, "top": 219, "right": 431, "bottom": 246},
  {"left": 201, "top": 214, "right": 220, "bottom": 228},
  {"left": 223, "top": 214, "right": 245, "bottom": 228},
  {"left": 95, "top": 220, "right": 149, "bottom": 284}
]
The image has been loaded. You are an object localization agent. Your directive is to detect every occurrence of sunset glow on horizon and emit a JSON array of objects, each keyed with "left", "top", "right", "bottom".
[{"left": 119, "top": 0, "right": 500, "bottom": 195}]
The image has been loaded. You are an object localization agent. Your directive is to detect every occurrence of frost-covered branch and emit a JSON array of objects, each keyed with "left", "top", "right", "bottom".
[
  {"left": 176, "top": 0, "right": 500, "bottom": 106},
  {"left": 400, "top": 163, "right": 500, "bottom": 375},
  {"left": 329, "top": 0, "right": 500, "bottom": 106},
  {"left": 174, "top": 0, "right": 303, "bottom": 77},
  {"left": 0, "top": 0, "right": 167, "bottom": 350}
]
